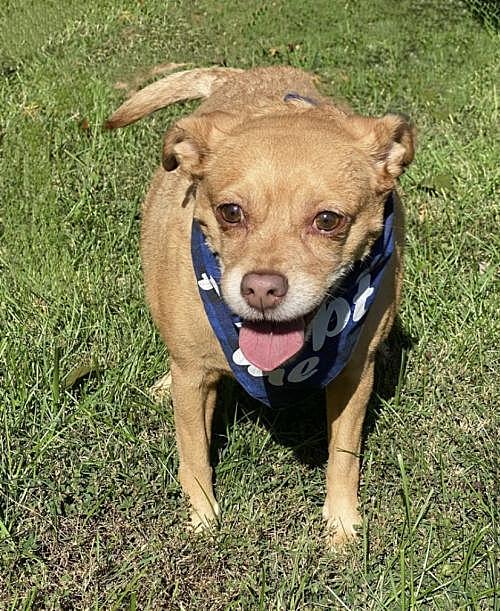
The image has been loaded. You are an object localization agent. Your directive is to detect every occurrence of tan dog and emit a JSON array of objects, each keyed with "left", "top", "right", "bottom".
[{"left": 107, "top": 66, "right": 415, "bottom": 546}]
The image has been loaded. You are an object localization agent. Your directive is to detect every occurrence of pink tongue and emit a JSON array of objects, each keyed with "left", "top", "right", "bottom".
[{"left": 239, "top": 319, "right": 305, "bottom": 372}]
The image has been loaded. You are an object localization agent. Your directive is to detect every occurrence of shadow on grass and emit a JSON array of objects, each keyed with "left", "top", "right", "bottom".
[
  {"left": 211, "top": 317, "right": 415, "bottom": 470},
  {"left": 463, "top": 0, "right": 499, "bottom": 31}
]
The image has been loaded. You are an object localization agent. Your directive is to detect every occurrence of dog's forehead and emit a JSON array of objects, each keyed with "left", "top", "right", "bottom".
[
  {"left": 206, "top": 117, "right": 373, "bottom": 203},
  {"left": 222, "top": 116, "right": 354, "bottom": 158}
]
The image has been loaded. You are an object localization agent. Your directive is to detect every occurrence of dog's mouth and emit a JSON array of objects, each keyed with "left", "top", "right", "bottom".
[{"left": 239, "top": 311, "right": 317, "bottom": 372}]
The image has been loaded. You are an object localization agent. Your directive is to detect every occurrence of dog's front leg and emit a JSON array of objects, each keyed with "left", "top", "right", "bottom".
[
  {"left": 323, "top": 359, "right": 374, "bottom": 546},
  {"left": 170, "top": 361, "right": 219, "bottom": 530}
]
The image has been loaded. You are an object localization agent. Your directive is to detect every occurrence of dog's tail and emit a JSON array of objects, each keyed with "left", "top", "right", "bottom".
[{"left": 105, "top": 66, "right": 242, "bottom": 129}]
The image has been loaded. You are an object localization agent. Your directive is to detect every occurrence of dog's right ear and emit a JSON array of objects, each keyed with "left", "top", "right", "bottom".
[{"left": 162, "top": 111, "right": 238, "bottom": 176}]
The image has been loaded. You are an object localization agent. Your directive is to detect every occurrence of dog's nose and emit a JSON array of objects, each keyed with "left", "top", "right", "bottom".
[{"left": 241, "top": 272, "right": 288, "bottom": 311}]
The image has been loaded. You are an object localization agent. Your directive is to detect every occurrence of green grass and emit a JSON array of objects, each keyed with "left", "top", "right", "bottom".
[{"left": 0, "top": 0, "right": 498, "bottom": 608}]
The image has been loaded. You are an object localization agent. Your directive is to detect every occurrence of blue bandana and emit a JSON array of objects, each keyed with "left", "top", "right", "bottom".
[{"left": 191, "top": 194, "right": 395, "bottom": 407}]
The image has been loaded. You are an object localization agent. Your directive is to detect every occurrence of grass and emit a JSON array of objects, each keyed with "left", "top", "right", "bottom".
[{"left": 0, "top": 0, "right": 498, "bottom": 608}]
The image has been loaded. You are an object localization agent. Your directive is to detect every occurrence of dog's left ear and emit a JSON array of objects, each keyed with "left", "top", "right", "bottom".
[
  {"left": 162, "top": 111, "right": 239, "bottom": 176},
  {"left": 349, "top": 113, "right": 416, "bottom": 191}
]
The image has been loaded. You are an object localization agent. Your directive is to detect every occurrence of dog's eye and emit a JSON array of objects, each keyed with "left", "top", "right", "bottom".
[
  {"left": 218, "top": 203, "right": 243, "bottom": 224},
  {"left": 314, "top": 211, "right": 344, "bottom": 233}
]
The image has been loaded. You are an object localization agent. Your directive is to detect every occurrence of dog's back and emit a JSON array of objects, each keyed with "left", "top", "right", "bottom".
[{"left": 106, "top": 66, "right": 331, "bottom": 127}]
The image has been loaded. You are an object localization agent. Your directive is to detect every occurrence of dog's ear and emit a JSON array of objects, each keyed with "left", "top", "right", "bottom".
[
  {"left": 349, "top": 113, "right": 416, "bottom": 191},
  {"left": 163, "top": 111, "right": 239, "bottom": 176}
]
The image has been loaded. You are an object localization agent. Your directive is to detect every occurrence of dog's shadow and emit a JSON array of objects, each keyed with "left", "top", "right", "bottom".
[{"left": 211, "top": 317, "right": 414, "bottom": 469}]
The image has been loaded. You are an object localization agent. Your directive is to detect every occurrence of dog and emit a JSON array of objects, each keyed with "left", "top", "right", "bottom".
[{"left": 106, "top": 66, "right": 415, "bottom": 546}]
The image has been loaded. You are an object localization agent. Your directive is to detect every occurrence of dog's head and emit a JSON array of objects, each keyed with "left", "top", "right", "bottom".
[{"left": 163, "top": 104, "right": 415, "bottom": 370}]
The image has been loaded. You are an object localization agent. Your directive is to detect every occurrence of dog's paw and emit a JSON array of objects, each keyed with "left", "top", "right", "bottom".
[
  {"left": 323, "top": 504, "right": 361, "bottom": 548},
  {"left": 189, "top": 501, "right": 220, "bottom": 533}
]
